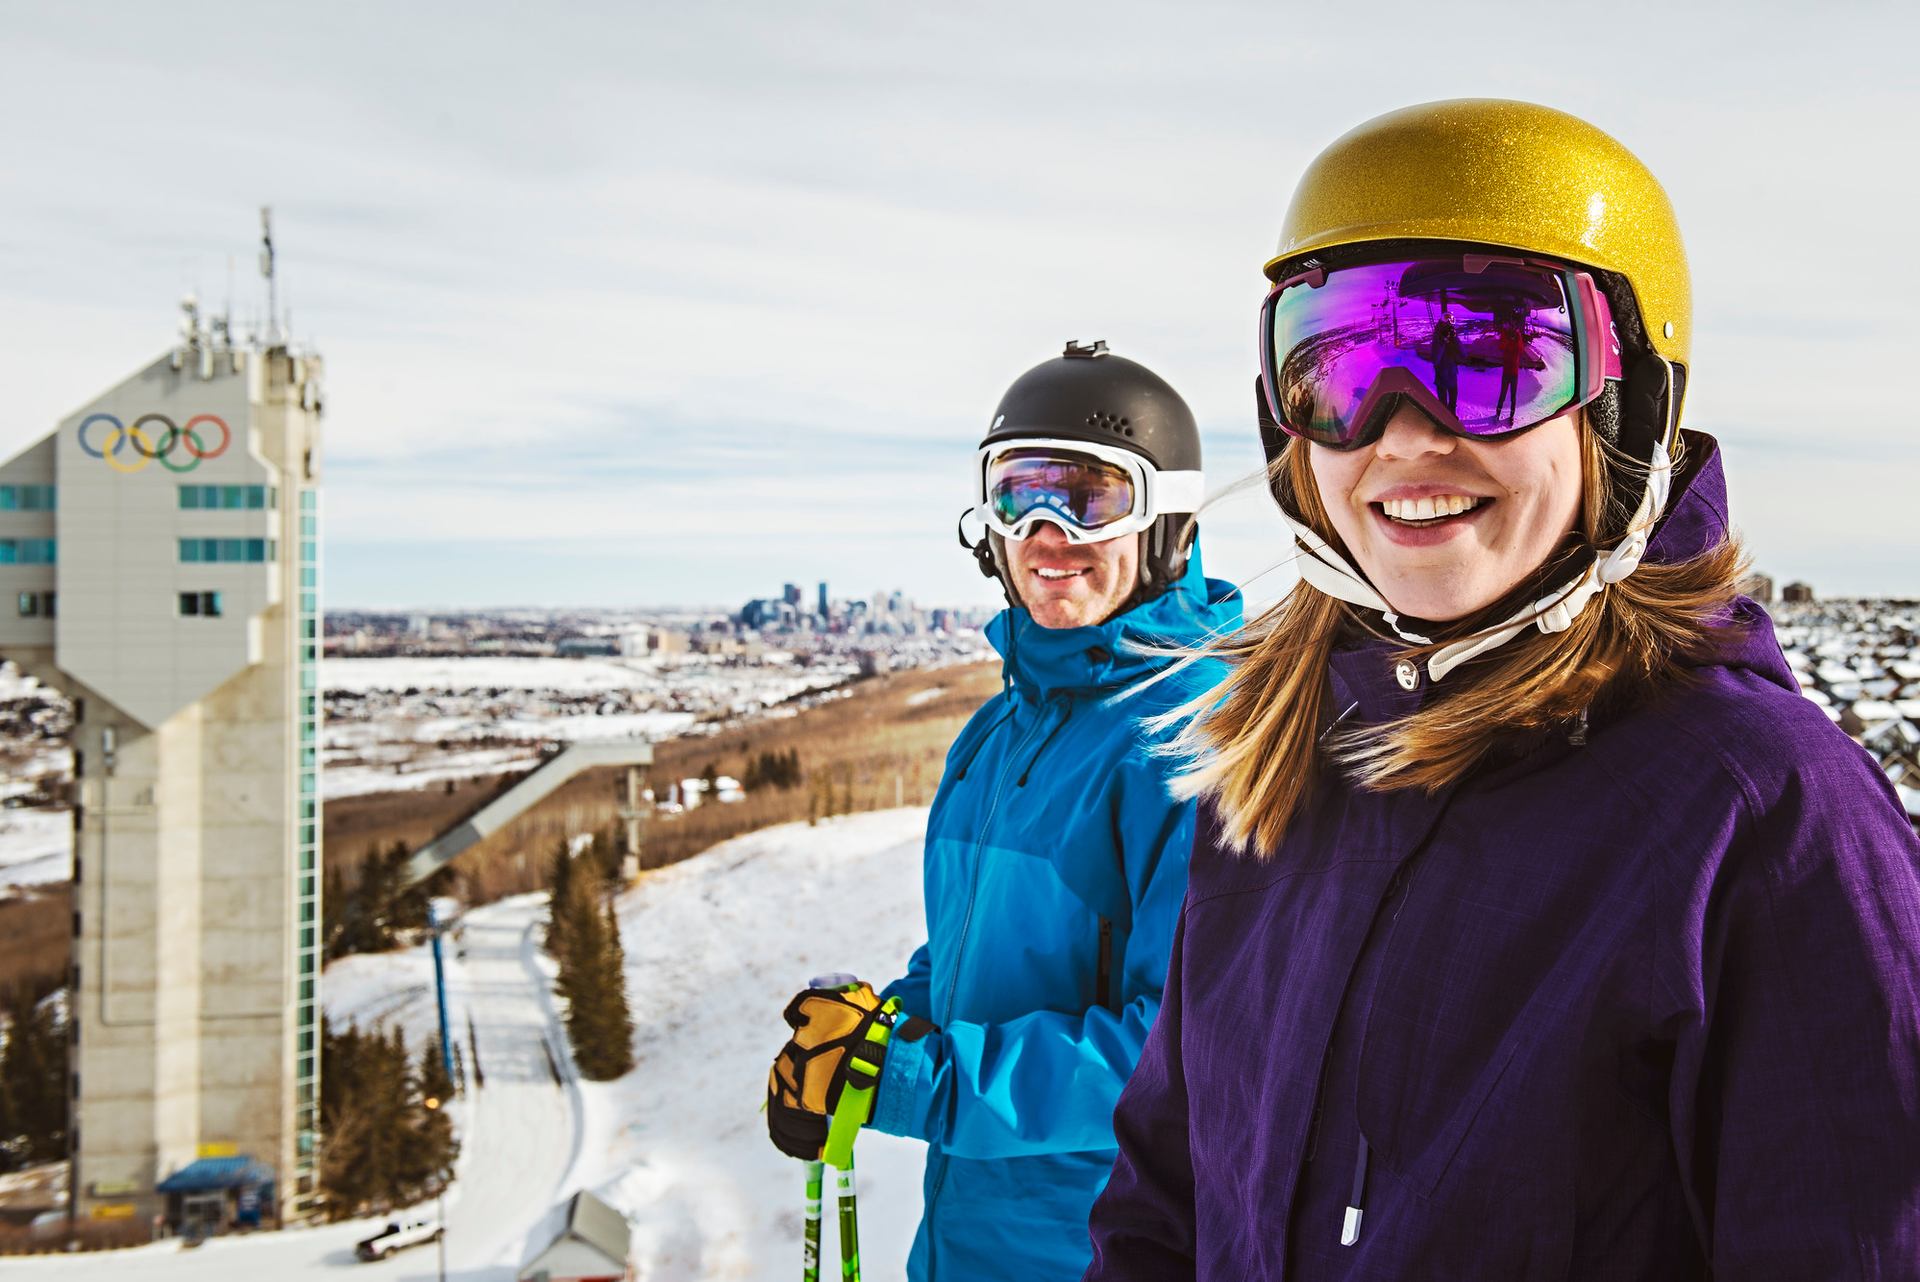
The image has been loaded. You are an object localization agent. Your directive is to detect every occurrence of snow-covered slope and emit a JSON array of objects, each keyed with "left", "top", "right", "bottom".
[
  {"left": 580, "top": 807, "right": 929, "bottom": 1281},
  {"left": 0, "top": 808, "right": 932, "bottom": 1280}
]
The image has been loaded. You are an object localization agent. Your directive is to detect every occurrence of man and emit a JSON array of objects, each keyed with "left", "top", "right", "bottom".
[{"left": 766, "top": 340, "right": 1241, "bottom": 1280}]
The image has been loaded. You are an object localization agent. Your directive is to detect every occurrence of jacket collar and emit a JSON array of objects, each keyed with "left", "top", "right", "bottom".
[{"left": 986, "top": 544, "right": 1243, "bottom": 702}]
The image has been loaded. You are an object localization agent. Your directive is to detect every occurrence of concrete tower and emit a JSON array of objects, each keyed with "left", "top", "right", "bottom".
[{"left": 0, "top": 306, "right": 324, "bottom": 1227}]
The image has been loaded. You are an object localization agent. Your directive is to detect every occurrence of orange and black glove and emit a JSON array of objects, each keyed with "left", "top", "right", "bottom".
[{"left": 766, "top": 982, "right": 935, "bottom": 1160}]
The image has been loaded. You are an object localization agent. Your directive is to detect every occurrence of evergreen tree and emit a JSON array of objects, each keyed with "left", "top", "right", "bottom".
[
  {"left": 0, "top": 986, "right": 66, "bottom": 1163},
  {"left": 543, "top": 836, "right": 575, "bottom": 957},
  {"left": 552, "top": 876, "right": 635, "bottom": 1081},
  {"left": 394, "top": 1036, "right": 457, "bottom": 1198}
]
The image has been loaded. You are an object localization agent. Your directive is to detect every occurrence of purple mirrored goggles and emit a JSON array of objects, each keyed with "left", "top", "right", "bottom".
[{"left": 1259, "top": 253, "right": 1623, "bottom": 451}]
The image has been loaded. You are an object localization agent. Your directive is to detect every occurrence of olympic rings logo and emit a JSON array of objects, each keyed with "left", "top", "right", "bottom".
[{"left": 76, "top": 413, "right": 232, "bottom": 474}]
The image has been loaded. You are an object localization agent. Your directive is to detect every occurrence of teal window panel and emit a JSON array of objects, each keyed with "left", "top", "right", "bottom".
[
  {"left": 1, "top": 539, "right": 56, "bottom": 565},
  {"left": 300, "top": 490, "right": 316, "bottom": 511},
  {"left": 179, "top": 486, "right": 201, "bottom": 510},
  {"left": 2, "top": 486, "right": 55, "bottom": 511}
]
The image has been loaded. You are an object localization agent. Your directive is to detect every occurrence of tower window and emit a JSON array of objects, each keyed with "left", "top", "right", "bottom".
[
  {"left": 0, "top": 538, "right": 56, "bottom": 564},
  {"left": 0, "top": 485, "right": 55, "bottom": 511},
  {"left": 178, "top": 591, "right": 224, "bottom": 617},
  {"left": 16, "top": 591, "right": 53, "bottom": 617}
]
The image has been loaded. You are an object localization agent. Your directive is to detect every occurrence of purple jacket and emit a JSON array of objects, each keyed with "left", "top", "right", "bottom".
[{"left": 1085, "top": 437, "right": 1920, "bottom": 1280}]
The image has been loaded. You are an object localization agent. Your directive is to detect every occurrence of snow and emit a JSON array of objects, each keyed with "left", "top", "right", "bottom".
[
  {"left": 905, "top": 686, "right": 946, "bottom": 707},
  {"left": 0, "top": 807, "right": 71, "bottom": 888},
  {"left": 3, "top": 807, "right": 933, "bottom": 1279},
  {"left": 324, "top": 656, "right": 672, "bottom": 695},
  {"left": 578, "top": 809, "right": 928, "bottom": 1280}
]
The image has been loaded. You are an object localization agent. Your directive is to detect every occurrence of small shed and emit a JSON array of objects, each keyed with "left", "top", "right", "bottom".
[
  {"left": 518, "top": 1189, "right": 632, "bottom": 1282},
  {"left": 155, "top": 1155, "right": 277, "bottom": 1234}
]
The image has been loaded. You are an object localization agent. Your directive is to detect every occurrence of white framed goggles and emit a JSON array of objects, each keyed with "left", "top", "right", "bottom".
[{"left": 974, "top": 436, "right": 1205, "bottom": 544}]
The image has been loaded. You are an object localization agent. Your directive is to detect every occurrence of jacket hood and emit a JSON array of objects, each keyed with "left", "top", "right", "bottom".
[
  {"left": 1330, "top": 429, "right": 1794, "bottom": 723},
  {"left": 986, "top": 542, "right": 1243, "bottom": 701},
  {"left": 1637, "top": 430, "right": 1795, "bottom": 695}
]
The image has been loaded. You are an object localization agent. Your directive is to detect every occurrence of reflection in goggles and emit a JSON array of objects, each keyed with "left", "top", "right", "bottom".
[
  {"left": 1271, "top": 259, "right": 1583, "bottom": 444},
  {"left": 987, "top": 448, "right": 1138, "bottom": 532}
]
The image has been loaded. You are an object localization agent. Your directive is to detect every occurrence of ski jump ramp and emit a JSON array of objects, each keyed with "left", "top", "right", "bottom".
[{"left": 403, "top": 739, "right": 654, "bottom": 885}]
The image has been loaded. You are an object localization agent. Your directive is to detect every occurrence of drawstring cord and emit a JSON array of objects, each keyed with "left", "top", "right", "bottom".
[
  {"left": 1017, "top": 696, "right": 1074, "bottom": 787},
  {"left": 1341, "top": 1134, "right": 1370, "bottom": 1246},
  {"left": 950, "top": 702, "right": 1015, "bottom": 783}
]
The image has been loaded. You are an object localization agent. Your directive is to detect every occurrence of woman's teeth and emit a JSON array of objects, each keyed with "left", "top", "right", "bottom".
[{"left": 1378, "top": 495, "right": 1485, "bottom": 524}]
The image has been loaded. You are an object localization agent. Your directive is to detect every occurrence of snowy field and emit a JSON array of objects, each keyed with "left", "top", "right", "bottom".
[
  {"left": 0, "top": 808, "right": 69, "bottom": 888},
  {"left": 318, "top": 654, "right": 852, "bottom": 803},
  {"left": 0, "top": 808, "right": 931, "bottom": 1279}
]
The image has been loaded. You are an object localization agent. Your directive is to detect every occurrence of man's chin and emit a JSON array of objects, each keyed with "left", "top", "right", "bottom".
[{"left": 1027, "top": 588, "right": 1104, "bottom": 629}]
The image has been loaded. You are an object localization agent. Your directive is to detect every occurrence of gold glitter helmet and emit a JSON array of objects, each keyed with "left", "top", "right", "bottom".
[
  {"left": 1267, "top": 98, "right": 1689, "bottom": 371},
  {"left": 1255, "top": 100, "right": 1694, "bottom": 680}
]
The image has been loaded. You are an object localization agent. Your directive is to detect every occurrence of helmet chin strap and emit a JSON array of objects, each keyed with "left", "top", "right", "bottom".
[{"left": 1280, "top": 438, "right": 1673, "bottom": 683}]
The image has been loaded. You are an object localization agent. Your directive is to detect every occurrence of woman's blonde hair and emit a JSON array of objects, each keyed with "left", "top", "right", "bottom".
[{"left": 1172, "top": 422, "right": 1748, "bottom": 858}]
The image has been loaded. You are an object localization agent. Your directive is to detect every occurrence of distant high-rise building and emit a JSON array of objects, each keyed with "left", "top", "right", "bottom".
[
  {"left": 818, "top": 581, "right": 829, "bottom": 619},
  {"left": 0, "top": 313, "right": 325, "bottom": 1225},
  {"left": 1782, "top": 581, "right": 1816, "bottom": 603},
  {"left": 783, "top": 582, "right": 803, "bottom": 609},
  {"left": 1738, "top": 572, "right": 1776, "bottom": 605}
]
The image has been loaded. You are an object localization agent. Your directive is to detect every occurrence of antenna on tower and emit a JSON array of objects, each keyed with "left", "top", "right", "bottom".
[
  {"left": 259, "top": 205, "right": 280, "bottom": 348},
  {"left": 217, "top": 253, "right": 235, "bottom": 349}
]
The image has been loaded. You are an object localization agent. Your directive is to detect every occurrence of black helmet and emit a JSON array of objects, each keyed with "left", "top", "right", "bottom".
[{"left": 966, "top": 340, "right": 1204, "bottom": 606}]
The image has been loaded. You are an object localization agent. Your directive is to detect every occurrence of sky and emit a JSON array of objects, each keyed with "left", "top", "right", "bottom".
[{"left": 0, "top": 0, "right": 1914, "bottom": 609}]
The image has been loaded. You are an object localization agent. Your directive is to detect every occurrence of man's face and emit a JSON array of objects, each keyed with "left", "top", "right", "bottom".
[{"left": 1003, "top": 523, "right": 1140, "bottom": 629}]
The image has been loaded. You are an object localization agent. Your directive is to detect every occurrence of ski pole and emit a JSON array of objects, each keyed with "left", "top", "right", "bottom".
[
  {"left": 802, "top": 1159, "right": 824, "bottom": 1282},
  {"left": 801, "top": 974, "right": 898, "bottom": 1282}
]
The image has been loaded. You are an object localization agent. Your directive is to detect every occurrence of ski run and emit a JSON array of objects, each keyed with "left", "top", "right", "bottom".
[{"left": 3, "top": 808, "right": 931, "bottom": 1280}]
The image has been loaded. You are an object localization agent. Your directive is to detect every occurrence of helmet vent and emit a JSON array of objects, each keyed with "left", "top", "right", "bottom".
[{"left": 1085, "top": 412, "right": 1134, "bottom": 437}]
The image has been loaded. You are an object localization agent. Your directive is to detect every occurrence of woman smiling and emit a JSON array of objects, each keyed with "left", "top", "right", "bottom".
[{"left": 1082, "top": 100, "right": 1920, "bottom": 1280}]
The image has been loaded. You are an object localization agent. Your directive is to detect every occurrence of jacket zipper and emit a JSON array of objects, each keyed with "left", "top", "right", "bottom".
[{"left": 923, "top": 695, "right": 1058, "bottom": 1275}]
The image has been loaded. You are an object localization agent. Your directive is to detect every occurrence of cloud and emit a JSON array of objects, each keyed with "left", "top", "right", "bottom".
[{"left": 0, "top": 0, "right": 1914, "bottom": 604}]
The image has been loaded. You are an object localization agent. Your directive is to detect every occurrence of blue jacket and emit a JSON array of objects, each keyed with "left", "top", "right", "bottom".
[{"left": 873, "top": 550, "right": 1242, "bottom": 1282}]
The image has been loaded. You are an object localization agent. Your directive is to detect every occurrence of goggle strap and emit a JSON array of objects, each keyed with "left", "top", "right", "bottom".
[{"left": 1154, "top": 470, "right": 1207, "bottom": 515}]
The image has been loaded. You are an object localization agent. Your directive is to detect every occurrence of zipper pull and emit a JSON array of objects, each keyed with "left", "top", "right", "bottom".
[{"left": 1340, "top": 1134, "right": 1369, "bottom": 1247}]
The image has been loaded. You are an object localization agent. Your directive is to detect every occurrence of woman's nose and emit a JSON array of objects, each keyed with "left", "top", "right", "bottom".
[{"left": 1374, "top": 401, "right": 1457, "bottom": 460}]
